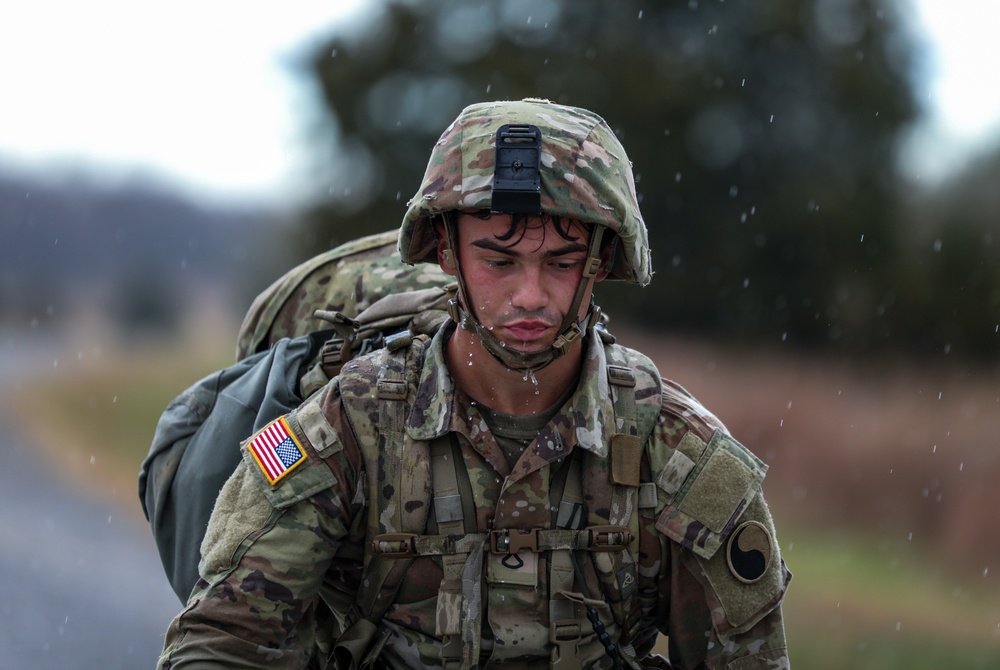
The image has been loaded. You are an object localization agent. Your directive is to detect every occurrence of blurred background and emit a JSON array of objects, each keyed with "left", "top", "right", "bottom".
[{"left": 2, "top": 0, "right": 999, "bottom": 667}]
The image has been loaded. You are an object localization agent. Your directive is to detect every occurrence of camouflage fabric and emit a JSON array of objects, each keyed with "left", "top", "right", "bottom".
[
  {"left": 398, "top": 98, "right": 653, "bottom": 286},
  {"left": 158, "top": 325, "right": 790, "bottom": 669},
  {"left": 236, "top": 228, "right": 452, "bottom": 361}
]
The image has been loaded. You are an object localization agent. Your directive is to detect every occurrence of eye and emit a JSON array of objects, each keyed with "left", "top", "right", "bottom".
[
  {"left": 484, "top": 257, "right": 513, "bottom": 269},
  {"left": 551, "top": 257, "right": 583, "bottom": 271}
]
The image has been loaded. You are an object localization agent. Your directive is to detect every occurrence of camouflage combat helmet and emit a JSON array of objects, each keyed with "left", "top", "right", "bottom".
[
  {"left": 399, "top": 98, "right": 652, "bottom": 285},
  {"left": 398, "top": 98, "right": 652, "bottom": 371}
]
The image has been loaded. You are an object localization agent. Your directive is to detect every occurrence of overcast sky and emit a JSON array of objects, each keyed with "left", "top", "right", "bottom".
[{"left": 0, "top": 0, "right": 997, "bottom": 206}]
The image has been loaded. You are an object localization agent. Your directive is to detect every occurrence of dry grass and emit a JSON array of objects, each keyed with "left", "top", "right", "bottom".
[
  {"left": 616, "top": 329, "right": 1000, "bottom": 575},
  {"left": 616, "top": 327, "right": 1000, "bottom": 664}
]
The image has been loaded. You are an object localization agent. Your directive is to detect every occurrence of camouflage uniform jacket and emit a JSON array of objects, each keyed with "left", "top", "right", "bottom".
[{"left": 159, "top": 325, "right": 790, "bottom": 669}]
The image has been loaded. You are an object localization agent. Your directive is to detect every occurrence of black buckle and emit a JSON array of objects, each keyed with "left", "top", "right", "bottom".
[
  {"left": 490, "top": 528, "right": 539, "bottom": 554},
  {"left": 492, "top": 124, "right": 542, "bottom": 214}
]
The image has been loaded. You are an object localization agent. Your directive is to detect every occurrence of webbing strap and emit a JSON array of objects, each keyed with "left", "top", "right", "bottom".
[
  {"left": 431, "top": 436, "right": 471, "bottom": 646},
  {"left": 431, "top": 434, "right": 484, "bottom": 668},
  {"left": 549, "top": 458, "right": 585, "bottom": 668},
  {"left": 459, "top": 542, "right": 486, "bottom": 669},
  {"left": 431, "top": 438, "right": 466, "bottom": 536},
  {"left": 352, "top": 338, "right": 428, "bottom": 626},
  {"left": 371, "top": 527, "right": 632, "bottom": 557},
  {"left": 583, "top": 348, "right": 642, "bottom": 664}
]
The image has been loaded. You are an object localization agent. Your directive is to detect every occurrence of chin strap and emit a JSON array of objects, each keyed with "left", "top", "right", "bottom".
[{"left": 441, "top": 215, "right": 606, "bottom": 373}]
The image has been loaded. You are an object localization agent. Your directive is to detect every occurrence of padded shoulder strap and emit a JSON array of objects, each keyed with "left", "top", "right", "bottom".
[
  {"left": 580, "top": 336, "right": 663, "bottom": 650},
  {"left": 337, "top": 333, "right": 432, "bottom": 624}
]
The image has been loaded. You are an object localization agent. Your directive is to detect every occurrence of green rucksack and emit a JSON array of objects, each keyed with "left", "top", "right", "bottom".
[{"left": 138, "top": 230, "right": 454, "bottom": 602}]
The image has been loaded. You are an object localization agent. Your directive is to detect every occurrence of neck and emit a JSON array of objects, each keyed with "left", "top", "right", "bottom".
[{"left": 445, "top": 325, "right": 584, "bottom": 415}]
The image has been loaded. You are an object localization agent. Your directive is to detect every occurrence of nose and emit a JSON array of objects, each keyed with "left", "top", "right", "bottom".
[{"left": 509, "top": 265, "right": 548, "bottom": 313}]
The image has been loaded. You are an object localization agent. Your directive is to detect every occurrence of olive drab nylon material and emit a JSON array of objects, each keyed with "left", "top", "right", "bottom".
[{"left": 333, "top": 330, "right": 662, "bottom": 669}]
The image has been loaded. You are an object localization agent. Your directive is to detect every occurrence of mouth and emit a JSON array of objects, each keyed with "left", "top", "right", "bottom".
[{"left": 501, "top": 320, "right": 555, "bottom": 346}]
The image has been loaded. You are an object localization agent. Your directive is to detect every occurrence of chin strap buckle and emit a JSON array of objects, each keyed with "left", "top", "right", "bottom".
[{"left": 551, "top": 323, "right": 584, "bottom": 353}]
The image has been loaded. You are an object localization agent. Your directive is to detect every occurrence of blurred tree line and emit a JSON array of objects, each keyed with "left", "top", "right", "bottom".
[{"left": 294, "top": 0, "right": 1000, "bottom": 361}]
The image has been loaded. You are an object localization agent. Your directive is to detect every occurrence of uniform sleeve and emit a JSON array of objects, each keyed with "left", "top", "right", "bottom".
[
  {"left": 642, "top": 382, "right": 791, "bottom": 669},
  {"left": 158, "top": 384, "right": 363, "bottom": 669}
]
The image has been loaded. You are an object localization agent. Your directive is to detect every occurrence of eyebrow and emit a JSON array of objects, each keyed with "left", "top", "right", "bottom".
[{"left": 470, "top": 237, "right": 589, "bottom": 257}]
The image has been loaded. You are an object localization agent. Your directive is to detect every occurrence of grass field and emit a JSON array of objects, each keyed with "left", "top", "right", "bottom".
[{"left": 6, "top": 326, "right": 1000, "bottom": 667}]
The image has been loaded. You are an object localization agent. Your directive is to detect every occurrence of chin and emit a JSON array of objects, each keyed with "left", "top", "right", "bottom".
[{"left": 501, "top": 340, "right": 550, "bottom": 356}]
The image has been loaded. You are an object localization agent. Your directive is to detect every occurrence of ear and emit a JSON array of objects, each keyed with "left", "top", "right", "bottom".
[{"left": 433, "top": 219, "right": 458, "bottom": 276}]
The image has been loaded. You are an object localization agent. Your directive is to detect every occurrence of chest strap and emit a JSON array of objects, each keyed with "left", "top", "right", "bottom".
[{"left": 372, "top": 526, "right": 632, "bottom": 558}]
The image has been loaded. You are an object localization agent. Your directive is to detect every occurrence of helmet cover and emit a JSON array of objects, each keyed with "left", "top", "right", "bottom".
[{"left": 399, "top": 98, "right": 652, "bottom": 285}]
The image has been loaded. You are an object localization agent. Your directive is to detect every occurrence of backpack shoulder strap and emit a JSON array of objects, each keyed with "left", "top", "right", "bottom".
[
  {"left": 332, "top": 332, "right": 432, "bottom": 667},
  {"left": 576, "top": 333, "right": 663, "bottom": 651}
]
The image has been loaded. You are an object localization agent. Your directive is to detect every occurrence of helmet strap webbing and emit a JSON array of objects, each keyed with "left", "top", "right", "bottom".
[{"left": 442, "top": 215, "right": 605, "bottom": 373}]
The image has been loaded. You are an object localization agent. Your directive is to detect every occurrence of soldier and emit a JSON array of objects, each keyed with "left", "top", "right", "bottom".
[{"left": 158, "top": 99, "right": 791, "bottom": 669}]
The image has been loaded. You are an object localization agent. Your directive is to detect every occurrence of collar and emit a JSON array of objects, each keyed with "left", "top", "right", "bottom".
[{"left": 406, "top": 324, "right": 613, "bottom": 462}]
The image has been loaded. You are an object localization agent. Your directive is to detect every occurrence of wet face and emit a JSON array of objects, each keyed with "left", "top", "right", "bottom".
[{"left": 438, "top": 212, "right": 605, "bottom": 354}]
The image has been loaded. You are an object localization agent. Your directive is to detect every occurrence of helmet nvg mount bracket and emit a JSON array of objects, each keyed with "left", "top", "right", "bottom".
[{"left": 491, "top": 123, "right": 542, "bottom": 215}]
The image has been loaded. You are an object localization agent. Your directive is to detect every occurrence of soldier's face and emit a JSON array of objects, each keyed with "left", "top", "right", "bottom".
[{"left": 440, "top": 212, "right": 606, "bottom": 354}]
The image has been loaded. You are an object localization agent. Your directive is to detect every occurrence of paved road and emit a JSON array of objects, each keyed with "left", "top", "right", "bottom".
[{"left": 0, "top": 335, "right": 181, "bottom": 669}]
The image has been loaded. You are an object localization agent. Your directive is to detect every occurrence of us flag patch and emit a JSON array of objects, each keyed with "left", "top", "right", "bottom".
[{"left": 247, "top": 417, "right": 307, "bottom": 485}]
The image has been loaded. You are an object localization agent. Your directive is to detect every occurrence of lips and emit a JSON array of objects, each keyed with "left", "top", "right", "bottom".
[{"left": 502, "top": 320, "right": 553, "bottom": 344}]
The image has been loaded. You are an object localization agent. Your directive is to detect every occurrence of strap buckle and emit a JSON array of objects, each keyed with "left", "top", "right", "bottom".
[
  {"left": 587, "top": 525, "right": 632, "bottom": 552},
  {"left": 371, "top": 533, "right": 418, "bottom": 558},
  {"left": 490, "top": 528, "right": 539, "bottom": 554}
]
